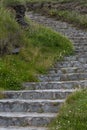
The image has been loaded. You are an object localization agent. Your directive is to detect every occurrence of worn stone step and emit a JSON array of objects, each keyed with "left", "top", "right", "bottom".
[
  {"left": 0, "top": 112, "right": 56, "bottom": 127},
  {"left": 71, "top": 40, "right": 87, "bottom": 43},
  {"left": 69, "top": 37, "right": 87, "bottom": 41},
  {"left": 75, "top": 50, "right": 87, "bottom": 53},
  {"left": 69, "top": 36, "right": 87, "bottom": 39},
  {"left": 64, "top": 56, "right": 87, "bottom": 62},
  {"left": 49, "top": 67, "right": 87, "bottom": 74},
  {"left": 0, "top": 126, "right": 47, "bottom": 130},
  {"left": 54, "top": 61, "right": 87, "bottom": 68},
  {"left": 38, "top": 73, "right": 87, "bottom": 81},
  {"left": 75, "top": 52, "right": 87, "bottom": 55},
  {"left": 75, "top": 46, "right": 87, "bottom": 50},
  {"left": 74, "top": 52, "right": 87, "bottom": 56},
  {"left": 73, "top": 41, "right": 87, "bottom": 44},
  {"left": 23, "top": 80, "right": 87, "bottom": 90},
  {"left": 0, "top": 99, "right": 65, "bottom": 113},
  {"left": 69, "top": 35, "right": 87, "bottom": 38},
  {"left": 67, "top": 32, "right": 86, "bottom": 36},
  {"left": 1, "top": 89, "right": 75, "bottom": 100},
  {"left": 66, "top": 54, "right": 87, "bottom": 59},
  {"left": 75, "top": 48, "right": 87, "bottom": 52},
  {"left": 70, "top": 37, "right": 87, "bottom": 41},
  {"left": 55, "top": 60, "right": 87, "bottom": 66},
  {"left": 73, "top": 44, "right": 87, "bottom": 47}
]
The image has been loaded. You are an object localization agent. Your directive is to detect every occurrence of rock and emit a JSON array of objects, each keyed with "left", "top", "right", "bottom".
[{"left": 12, "top": 48, "right": 20, "bottom": 54}]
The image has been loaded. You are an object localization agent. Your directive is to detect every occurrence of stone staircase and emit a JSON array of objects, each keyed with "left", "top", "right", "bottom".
[{"left": 0, "top": 12, "right": 87, "bottom": 130}]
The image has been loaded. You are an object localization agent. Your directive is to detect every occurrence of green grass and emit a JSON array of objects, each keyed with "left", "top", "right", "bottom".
[
  {"left": 1, "top": 0, "right": 87, "bottom": 5},
  {"left": 1, "top": 0, "right": 26, "bottom": 6},
  {"left": 1, "top": 0, "right": 87, "bottom": 6},
  {"left": 0, "top": 6, "right": 73, "bottom": 90},
  {"left": 0, "top": 7, "right": 24, "bottom": 54},
  {"left": 49, "top": 10, "right": 87, "bottom": 28},
  {"left": 26, "top": 0, "right": 87, "bottom": 4},
  {"left": 49, "top": 89, "right": 87, "bottom": 130}
]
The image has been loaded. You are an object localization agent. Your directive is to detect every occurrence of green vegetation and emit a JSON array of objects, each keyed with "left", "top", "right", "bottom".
[
  {"left": 26, "top": 0, "right": 87, "bottom": 29},
  {"left": 1, "top": 0, "right": 87, "bottom": 5},
  {"left": 0, "top": 7, "right": 23, "bottom": 54},
  {"left": 26, "top": 0, "right": 87, "bottom": 4},
  {"left": 0, "top": 3, "right": 73, "bottom": 90},
  {"left": 1, "top": 0, "right": 26, "bottom": 6},
  {"left": 49, "top": 10, "right": 87, "bottom": 28},
  {"left": 49, "top": 89, "right": 87, "bottom": 130}
]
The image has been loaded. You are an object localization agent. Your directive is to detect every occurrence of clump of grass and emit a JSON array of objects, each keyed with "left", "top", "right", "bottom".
[
  {"left": 49, "top": 89, "right": 87, "bottom": 130},
  {"left": 0, "top": 58, "right": 22, "bottom": 90}
]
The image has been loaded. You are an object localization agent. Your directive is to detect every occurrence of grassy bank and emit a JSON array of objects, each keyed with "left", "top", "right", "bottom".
[
  {"left": 0, "top": 5, "right": 73, "bottom": 90},
  {"left": 26, "top": 0, "right": 87, "bottom": 29},
  {"left": 49, "top": 10, "right": 87, "bottom": 29},
  {"left": 49, "top": 89, "right": 87, "bottom": 130}
]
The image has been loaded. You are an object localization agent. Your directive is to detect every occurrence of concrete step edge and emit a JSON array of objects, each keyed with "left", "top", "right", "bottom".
[
  {"left": 0, "top": 126, "right": 47, "bottom": 130},
  {"left": 1, "top": 89, "right": 77, "bottom": 93},
  {"left": 0, "top": 112, "right": 57, "bottom": 118},
  {"left": 39, "top": 73, "right": 87, "bottom": 76},
  {"left": 0, "top": 99, "right": 65, "bottom": 103},
  {"left": 23, "top": 79, "right": 87, "bottom": 84}
]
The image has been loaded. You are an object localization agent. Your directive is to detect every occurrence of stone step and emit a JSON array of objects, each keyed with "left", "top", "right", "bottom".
[
  {"left": 75, "top": 52, "right": 87, "bottom": 56},
  {"left": 23, "top": 80, "right": 87, "bottom": 90},
  {"left": 38, "top": 73, "right": 87, "bottom": 82},
  {"left": 69, "top": 36, "right": 87, "bottom": 39},
  {"left": 75, "top": 48, "right": 87, "bottom": 52},
  {"left": 54, "top": 61, "right": 87, "bottom": 68},
  {"left": 72, "top": 41, "right": 87, "bottom": 44},
  {"left": 64, "top": 56, "right": 87, "bottom": 62},
  {"left": 1, "top": 89, "right": 75, "bottom": 100},
  {"left": 71, "top": 36, "right": 87, "bottom": 39},
  {"left": 0, "top": 127, "right": 47, "bottom": 130},
  {"left": 55, "top": 60, "right": 87, "bottom": 65},
  {"left": 67, "top": 33, "right": 86, "bottom": 37},
  {"left": 67, "top": 54, "right": 87, "bottom": 58},
  {"left": 70, "top": 37, "right": 87, "bottom": 41},
  {"left": 49, "top": 67, "right": 87, "bottom": 74},
  {"left": 0, "top": 112, "right": 56, "bottom": 127},
  {"left": 0, "top": 99, "right": 64, "bottom": 113},
  {"left": 75, "top": 50, "right": 87, "bottom": 53},
  {"left": 73, "top": 43, "right": 87, "bottom": 47},
  {"left": 75, "top": 46, "right": 87, "bottom": 50},
  {"left": 75, "top": 53, "right": 87, "bottom": 57}
]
